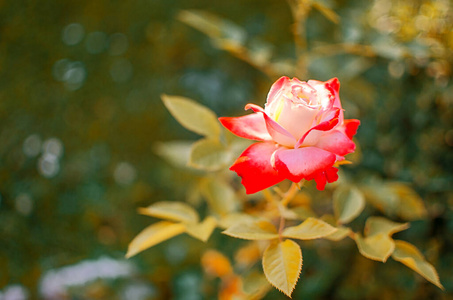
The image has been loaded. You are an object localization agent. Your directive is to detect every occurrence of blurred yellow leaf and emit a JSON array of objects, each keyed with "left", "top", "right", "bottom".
[
  {"left": 388, "top": 183, "right": 427, "bottom": 220},
  {"left": 200, "top": 177, "right": 238, "bottom": 216},
  {"left": 126, "top": 221, "right": 186, "bottom": 258},
  {"left": 185, "top": 216, "right": 217, "bottom": 242},
  {"left": 242, "top": 272, "right": 272, "bottom": 300},
  {"left": 162, "top": 94, "right": 221, "bottom": 139},
  {"left": 235, "top": 242, "right": 261, "bottom": 269},
  {"left": 218, "top": 213, "right": 255, "bottom": 229},
  {"left": 202, "top": 249, "right": 233, "bottom": 277},
  {"left": 392, "top": 240, "right": 444, "bottom": 290},
  {"left": 138, "top": 201, "right": 199, "bottom": 223},
  {"left": 364, "top": 216, "right": 409, "bottom": 237},
  {"left": 189, "top": 138, "right": 231, "bottom": 171},
  {"left": 355, "top": 233, "right": 394, "bottom": 262},
  {"left": 223, "top": 220, "right": 278, "bottom": 240},
  {"left": 262, "top": 239, "right": 302, "bottom": 297},
  {"left": 333, "top": 185, "right": 365, "bottom": 224},
  {"left": 283, "top": 217, "right": 337, "bottom": 240}
]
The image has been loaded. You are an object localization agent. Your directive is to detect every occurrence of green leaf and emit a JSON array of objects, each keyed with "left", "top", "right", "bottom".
[
  {"left": 333, "top": 185, "right": 365, "bottom": 224},
  {"left": 355, "top": 233, "right": 394, "bottom": 262},
  {"left": 188, "top": 138, "right": 231, "bottom": 171},
  {"left": 223, "top": 220, "right": 278, "bottom": 240},
  {"left": 364, "top": 216, "right": 409, "bottom": 237},
  {"left": 262, "top": 239, "right": 302, "bottom": 297},
  {"left": 282, "top": 217, "right": 337, "bottom": 240},
  {"left": 392, "top": 240, "right": 444, "bottom": 290},
  {"left": 126, "top": 221, "right": 186, "bottom": 258},
  {"left": 162, "top": 94, "right": 221, "bottom": 139},
  {"left": 185, "top": 216, "right": 217, "bottom": 242},
  {"left": 138, "top": 201, "right": 199, "bottom": 223},
  {"left": 200, "top": 177, "right": 238, "bottom": 216},
  {"left": 153, "top": 141, "right": 193, "bottom": 168}
]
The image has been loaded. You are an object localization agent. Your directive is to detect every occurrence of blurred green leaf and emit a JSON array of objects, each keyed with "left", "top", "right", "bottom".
[
  {"left": 200, "top": 177, "right": 238, "bottom": 216},
  {"left": 388, "top": 183, "right": 428, "bottom": 221},
  {"left": 355, "top": 233, "right": 394, "bottom": 262},
  {"left": 188, "top": 138, "right": 231, "bottom": 171},
  {"left": 154, "top": 141, "right": 193, "bottom": 168},
  {"left": 333, "top": 185, "right": 365, "bottom": 224},
  {"left": 364, "top": 216, "right": 409, "bottom": 237},
  {"left": 162, "top": 94, "right": 221, "bottom": 139}
]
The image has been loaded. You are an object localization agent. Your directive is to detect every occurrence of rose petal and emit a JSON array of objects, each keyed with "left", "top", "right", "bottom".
[
  {"left": 246, "top": 104, "right": 297, "bottom": 147},
  {"left": 342, "top": 119, "right": 360, "bottom": 139},
  {"left": 315, "top": 130, "right": 356, "bottom": 156},
  {"left": 295, "top": 108, "right": 340, "bottom": 148},
  {"left": 230, "top": 142, "right": 285, "bottom": 194},
  {"left": 273, "top": 147, "right": 336, "bottom": 182},
  {"left": 266, "top": 76, "right": 290, "bottom": 105},
  {"left": 219, "top": 114, "right": 272, "bottom": 141}
]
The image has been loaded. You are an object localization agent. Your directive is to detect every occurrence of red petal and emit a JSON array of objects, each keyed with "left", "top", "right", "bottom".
[
  {"left": 343, "top": 119, "right": 360, "bottom": 139},
  {"left": 245, "top": 103, "right": 297, "bottom": 147},
  {"left": 295, "top": 108, "right": 340, "bottom": 148},
  {"left": 266, "top": 76, "right": 290, "bottom": 105},
  {"left": 326, "top": 78, "right": 340, "bottom": 94},
  {"left": 219, "top": 114, "right": 272, "bottom": 141},
  {"left": 315, "top": 130, "right": 356, "bottom": 156},
  {"left": 273, "top": 147, "right": 336, "bottom": 182},
  {"left": 230, "top": 142, "right": 285, "bottom": 194}
]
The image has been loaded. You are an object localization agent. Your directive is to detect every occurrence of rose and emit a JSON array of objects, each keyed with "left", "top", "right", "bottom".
[{"left": 219, "top": 76, "right": 360, "bottom": 194}]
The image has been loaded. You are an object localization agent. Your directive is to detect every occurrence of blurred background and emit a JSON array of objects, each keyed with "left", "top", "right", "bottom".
[{"left": 0, "top": 0, "right": 452, "bottom": 299}]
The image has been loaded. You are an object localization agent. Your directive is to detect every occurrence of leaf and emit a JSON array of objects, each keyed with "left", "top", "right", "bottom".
[
  {"left": 153, "top": 140, "right": 193, "bottom": 168},
  {"left": 126, "top": 221, "right": 186, "bottom": 258},
  {"left": 364, "top": 216, "right": 409, "bottom": 237},
  {"left": 189, "top": 138, "right": 231, "bottom": 171},
  {"left": 185, "top": 216, "right": 217, "bottom": 242},
  {"left": 354, "top": 233, "right": 394, "bottom": 262},
  {"left": 282, "top": 217, "right": 337, "bottom": 240},
  {"left": 320, "top": 214, "right": 351, "bottom": 241},
  {"left": 218, "top": 213, "right": 255, "bottom": 229},
  {"left": 138, "top": 201, "right": 199, "bottom": 223},
  {"left": 333, "top": 185, "right": 365, "bottom": 224},
  {"left": 262, "top": 239, "right": 302, "bottom": 297},
  {"left": 223, "top": 220, "right": 278, "bottom": 240},
  {"left": 162, "top": 94, "right": 221, "bottom": 139},
  {"left": 389, "top": 183, "right": 427, "bottom": 221},
  {"left": 392, "top": 240, "right": 444, "bottom": 290},
  {"left": 200, "top": 177, "right": 238, "bottom": 216},
  {"left": 360, "top": 183, "right": 399, "bottom": 216}
]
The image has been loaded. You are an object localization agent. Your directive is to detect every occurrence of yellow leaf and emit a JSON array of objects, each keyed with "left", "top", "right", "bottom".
[
  {"left": 389, "top": 183, "right": 427, "bottom": 221},
  {"left": 364, "top": 216, "right": 409, "bottom": 237},
  {"left": 392, "top": 240, "right": 444, "bottom": 290},
  {"left": 126, "top": 221, "right": 186, "bottom": 258},
  {"left": 162, "top": 94, "right": 221, "bottom": 139},
  {"left": 282, "top": 217, "right": 337, "bottom": 240},
  {"left": 262, "top": 239, "right": 302, "bottom": 297},
  {"left": 189, "top": 138, "right": 231, "bottom": 171},
  {"left": 138, "top": 201, "right": 199, "bottom": 223},
  {"left": 333, "top": 185, "right": 365, "bottom": 224},
  {"left": 223, "top": 220, "right": 278, "bottom": 240},
  {"left": 354, "top": 233, "right": 394, "bottom": 262},
  {"left": 185, "top": 216, "right": 217, "bottom": 242},
  {"left": 320, "top": 214, "right": 351, "bottom": 241},
  {"left": 218, "top": 213, "right": 255, "bottom": 229}
]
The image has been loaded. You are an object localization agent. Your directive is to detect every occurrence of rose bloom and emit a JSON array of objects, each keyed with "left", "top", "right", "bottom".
[{"left": 219, "top": 76, "right": 360, "bottom": 194}]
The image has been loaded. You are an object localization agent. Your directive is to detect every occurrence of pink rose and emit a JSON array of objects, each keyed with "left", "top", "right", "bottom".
[{"left": 219, "top": 76, "right": 360, "bottom": 194}]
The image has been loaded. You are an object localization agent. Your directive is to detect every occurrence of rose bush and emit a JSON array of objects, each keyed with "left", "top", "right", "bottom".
[{"left": 220, "top": 76, "right": 360, "bottom": 194}]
